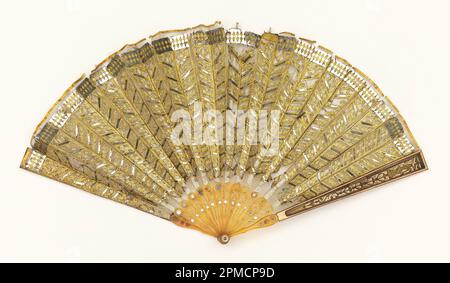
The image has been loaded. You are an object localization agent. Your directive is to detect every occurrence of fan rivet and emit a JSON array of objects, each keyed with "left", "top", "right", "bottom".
[{"left": 218, "top": 234, "right": 230, "bottom": 245}]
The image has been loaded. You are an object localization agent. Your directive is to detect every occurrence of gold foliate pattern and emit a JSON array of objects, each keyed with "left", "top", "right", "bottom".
[
  {"left": 22, "top": 22, "right": 426, "bottom": 244},
  {"left": 21, "top": 148, "right": 172, "bottom": 219}
]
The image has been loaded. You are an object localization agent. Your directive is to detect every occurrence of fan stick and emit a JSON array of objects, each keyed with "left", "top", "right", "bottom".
[{"left": 277, "top": 151, "right": 427, "bottom": 220}]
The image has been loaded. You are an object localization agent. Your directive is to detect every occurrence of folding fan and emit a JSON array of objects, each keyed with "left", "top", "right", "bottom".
[{"left": 21, "top": 22, "right": 427, "bottom": 244}]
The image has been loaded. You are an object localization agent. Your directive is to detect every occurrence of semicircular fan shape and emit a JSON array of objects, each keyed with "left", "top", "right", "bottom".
[{"left": 21, "top": 22, "right": 427, "bottom": 244}]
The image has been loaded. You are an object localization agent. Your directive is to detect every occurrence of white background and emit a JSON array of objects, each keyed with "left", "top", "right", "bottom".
[{"left": 0, "top": 0, "right": 449, "bottom": 263}]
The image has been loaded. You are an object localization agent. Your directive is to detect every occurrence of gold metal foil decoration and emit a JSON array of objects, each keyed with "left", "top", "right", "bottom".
[{"left": 21, "top": 22, "right": 427, "bottom": 244}]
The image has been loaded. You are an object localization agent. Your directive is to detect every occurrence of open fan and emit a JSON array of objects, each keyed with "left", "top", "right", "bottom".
[{"left": 21, "top": 22, "right": 427, "bottom": 244}]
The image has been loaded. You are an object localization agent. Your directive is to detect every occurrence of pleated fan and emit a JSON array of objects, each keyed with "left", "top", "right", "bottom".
[{"left": 21, "top": 22, "right": 427, "bottom": 244}]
